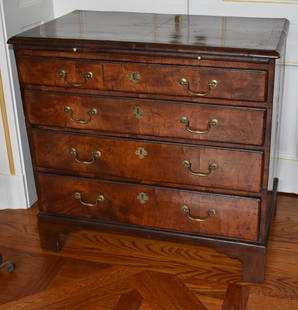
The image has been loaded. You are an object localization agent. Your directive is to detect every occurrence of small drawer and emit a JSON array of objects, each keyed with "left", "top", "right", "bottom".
[
  {"left": 32, "top": 130, "right": 263, "bottom": 193},
  {"left": 25, "top": 91, "right": 266, "bottom": 146},
  {"left": 37, "top": 174, "right": 261, "bottom": 242}
]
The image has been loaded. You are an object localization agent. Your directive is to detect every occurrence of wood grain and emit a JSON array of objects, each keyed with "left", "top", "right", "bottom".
[
  {"left": 37, "top": 173, "right": 260, "bottom": 241},
  {"left": 0, "top": 194, "right": 297, "bottom": 309},
  {"left": 9, "top": 10, "right": 288, "bottom": 285},
  {"left": 17, "top": 57, "right": 267, "bottom": 102},
  {"left": 32, "top": 129, "right": 263, "bottom": 193},
  {"left": 102, "top": 62, "right": 267, "bottom": 102},
  {"left": 24, "top": 90, "right": 267, "bottom": 146},
  {"left": 17, "top": 57, "right": 104, "bottom": 90},
  {"left": 114, "top": 290, "right": 143, "bottom": 310}
]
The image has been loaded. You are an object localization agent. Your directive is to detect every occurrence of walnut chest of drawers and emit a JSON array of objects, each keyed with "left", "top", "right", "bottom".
[{"left": 9, "top": 11, "right": 289, "bottom": 282}]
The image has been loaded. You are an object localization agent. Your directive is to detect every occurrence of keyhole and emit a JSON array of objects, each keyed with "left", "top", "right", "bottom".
[
  {"left": 134, "top": 106, "right": 144, "bottom": 119},
  {"left": 135, "top": 147, "right": 148, "bottom": 159}
]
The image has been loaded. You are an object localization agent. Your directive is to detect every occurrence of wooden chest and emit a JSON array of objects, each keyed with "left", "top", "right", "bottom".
[{"left": 9, "top": 11, "right": 289, "bottom": 282}]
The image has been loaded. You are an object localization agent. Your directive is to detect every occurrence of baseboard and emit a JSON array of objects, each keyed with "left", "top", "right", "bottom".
[
  {"left": 0, "top": 174, "right": 36, "bottom": 209},
  {"left": 278, "top": 158, "right": 298, "bottom": 194}
]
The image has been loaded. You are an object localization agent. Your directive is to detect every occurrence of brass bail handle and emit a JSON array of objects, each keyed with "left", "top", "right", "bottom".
[
  {"left": 179, "top": 78, "right": 218, "bottom": 96},
  {"left": 64, "top": 106, "right": 97, "bottom": 124},
  {"left": 180, "top": 116, "right": 219, "bottom": 134},
  {"left": 181, "top": 205, "right": 216, "bottom": 222},
  {"left": 183, "top": 160, "right": 218, "bottom": 177},
  {"left": 70, "top": 148, "right": 101, "bottom": 165},
  {"left": 59, "top": 70, "right": 93, "bottom": 87},
  {"left": 73, "top": 192, "right": 105, "bottom": 207}
]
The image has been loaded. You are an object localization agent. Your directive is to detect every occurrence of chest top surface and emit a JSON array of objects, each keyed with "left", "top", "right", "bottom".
[{"left": 8, "top": 10, "right": 288, "bottom": 58}]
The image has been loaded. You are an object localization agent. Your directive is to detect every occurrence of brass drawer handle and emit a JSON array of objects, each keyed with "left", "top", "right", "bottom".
[
  {"left": 70, "top": 148, "right": 101, "bottom": 165},
  {"left": 64, "top": 106, "right": 97, "bottom": 124},
  {"left": 183, "top": 160, "right": 218, "bottom": 177},
  {"left": 59, "top": 70, "right": 93, "bottom": 87},
  {"left": 179, "top": 78, "right": 218, "bottom": 96},
  {"left": 73, "top": 192, "right": 105, "bottom": 207},
  {"left": 180, "top": 116, "right": 218, "bottom": 134},
  {"left": 181, "top": 205, "right": 216, "bottom": 222}
]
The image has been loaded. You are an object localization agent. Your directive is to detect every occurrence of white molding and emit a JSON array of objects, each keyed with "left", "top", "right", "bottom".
[
  {"left": 284, "top": 63, "right": 298, "bottom": 66},
  {"left": 278, "top": 153, "right": 298, "bottom": 160},
  {"left": 0, "top": 174, "right": 28, "bottom": 209},
  {"left": 278, "top": 158, "right": 298, "bottom": 193},
  {"left": 279, "top": 65, "right": 298, "bottom": 160}
]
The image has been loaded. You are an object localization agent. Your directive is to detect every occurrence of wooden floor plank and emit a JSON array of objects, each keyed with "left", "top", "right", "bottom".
[
  {"left": 113, "top": 290, "right": 143, "bottom": 310},
  {"left": 129, "top": 271, "right": 208, "bottom": 310},
  {"left": 222, "top": 283, "right": 298, "bottom": 310},
  {"left": 0, "top": 194, "right": 297, "bottom": 309},
  {"left": 0, "top": 266, "right": 141, "bottom": 310}
]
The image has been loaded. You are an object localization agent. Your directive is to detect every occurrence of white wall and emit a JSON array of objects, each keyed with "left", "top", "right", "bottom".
[
  {"left": 53, "top": 0, "right": 188, "bottom": 16},
  {"left": 53, "top": 0, "right": 298, "bottom": 194},
  {"left": 1, "top": 0, "right": 296, "bottom": 210},
  {"left": 0, "top": 0, "right": 55, "bottom": 209}
]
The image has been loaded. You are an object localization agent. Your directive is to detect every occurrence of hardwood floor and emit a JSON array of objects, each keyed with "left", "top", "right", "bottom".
[{"left": 0, "top": 194, "right": 297, "bottom": 309}]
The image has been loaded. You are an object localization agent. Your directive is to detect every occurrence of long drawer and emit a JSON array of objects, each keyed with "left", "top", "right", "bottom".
[
  {"left": 18, "top": 57, "right": 267, "bottom": 101},
  {"left": 25, "top": 91, "right": 266, "bottom": 146},
  {"left": 32, "top": 129, "right": 263, "bottom": 192},
  {"left": 37, "top": 174, "right": 260, "bottom": 242}
]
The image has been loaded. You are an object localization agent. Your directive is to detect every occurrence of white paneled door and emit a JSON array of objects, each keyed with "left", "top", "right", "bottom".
[
  {"left": 0, "top": 0, "right": 54, "bottom": 209},
  {"left": 53, "top": 0, "right": 188, "bottom": 18},
  {"left": 188, "top": 0, "right": 298, "bottom": 194},
  {"left": 3, "top": 0, "right": 54, "bottom": 38}
]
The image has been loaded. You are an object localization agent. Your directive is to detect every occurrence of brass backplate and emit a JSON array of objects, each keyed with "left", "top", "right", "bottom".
[
  {"left": 137, "top": 192, "right": 149, "bottom": 204},
  {"left": 134, "top": 106, "right": 144, "bottom": 119},
  {"left": 128, "top": 71, "right": 141, "bottom": 83},
  {"left": 135, "top": 147, "right": 148, "bottom": 159}
]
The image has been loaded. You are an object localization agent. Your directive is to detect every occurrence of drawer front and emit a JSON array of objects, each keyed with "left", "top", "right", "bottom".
[
  {"left": 103, "top": 63, "right": 267, "bottom": 102},
  {"left": 32, "top": 130, "right": 263, "bottom": 192},
  {"left": 37, "top": 174, "right": 260, "bottom": 242},
  {"left": 17, "top": 57, "right": 103, "bottom": 89},
  {"left": 18, "top": 57, "right": 267, "bottom": 102},
  {"left": 25, "top": 91, "right": 266, "bottom": 146}
]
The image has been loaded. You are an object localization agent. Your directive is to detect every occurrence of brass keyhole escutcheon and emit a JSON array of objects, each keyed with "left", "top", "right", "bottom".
[
  {"left": 134, "top": 106, "right": 144, "bottom": 119},
  {"left": 137, "top": 192, "right": 149, "bottom": 204},
  {"left": 135, "top": 147, "right": 148, "bottom": 159},
  {"left": 128, "top": 71, "right": 141, "bottom": 83}
]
